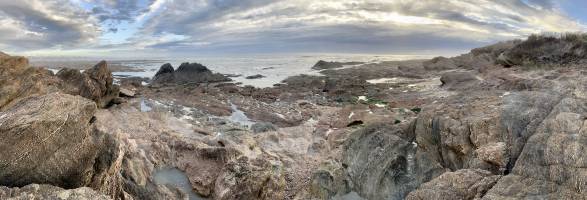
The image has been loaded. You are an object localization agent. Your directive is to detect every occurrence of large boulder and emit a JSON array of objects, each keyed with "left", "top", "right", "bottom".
[
  {"left": 483, "top": 96, "right": 587, "bottom": 199},
  {"left": 0, "top": 93, "right": 124, "bottom": 198},
  {"left": 306, "top": 123, "right": 438, "bottom": 200},
  {"left": 151, "top": 62, "right": 231, "bottom": 85},
  {"left": 57, "top": 61, "right": 120, "bottom": 108},
  {"left": 406, "top": 169, "right": 500, "bottom": 200},
  {"left": 0, "top": 52, "right": 61, "bottom": 110}
]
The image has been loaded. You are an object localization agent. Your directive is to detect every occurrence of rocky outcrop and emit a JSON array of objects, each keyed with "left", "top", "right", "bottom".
[
  {"left": 498, "top": 33, "right": 587, "bottom": 66},
  {"left": 0, "top": 52, "right": 62, "bottom": 110},
  {"left": 312, "top": 60, "right": 344, "bottom": 70},
  {"left": 245, "top": 74, "right": 265, "bottom": 79},
  {"left": 423, "top": 57, "right": 457, "bottom": 71},
  {"left": 0, "top": 93, "right": 124, "bottom": 198},
  {"left": 57, "top": 61, "right": 120, "bottom": 108},
  {"left": 151, "top": 62, "right": 231, "bottom": 85},
  {"left": 305, "top": 123, "right": 433, "bottom": 200},
  {"left": 0, "top": 184, "right": 111, "bottom": 200},
  {"left": 312, "top": 60, "right": 364, "bottom": 70},
  {"left": 439, "top": 71, "right": 480, "bottom": 90},
  {"left": 251, "top": 122, "right": 277, "bottom": 133},
  {"left": 406, "top": 169, "right": 500, "bottom": 200}
]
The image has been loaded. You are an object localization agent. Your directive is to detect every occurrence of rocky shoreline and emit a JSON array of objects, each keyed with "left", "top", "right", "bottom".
[{"left": 2, "top": 34, "right": 587, "bottom": 199}]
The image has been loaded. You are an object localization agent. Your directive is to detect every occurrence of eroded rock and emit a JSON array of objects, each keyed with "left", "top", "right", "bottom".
[{"left": 0, "top": 93, "right": 123, "bottom": 198}]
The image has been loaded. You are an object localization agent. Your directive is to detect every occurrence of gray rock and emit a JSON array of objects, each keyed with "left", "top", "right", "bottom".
[
  {"left": 251, "top": 122, "right": 277, "bottom": 133},
  {"left": 406, "top": 169, "right": 500, "bottom": 200},
  {"left": 423, "top": 57, "right": 457, "bottom": 71},
  {"left": 312, "top": 60, "right": 344, "bottom": 70},
  {"left": 439, "top": 71, "right": 479, "bottom": 90},
  {"left": 245, "top": 74, "right": 265, "bottom": 79},
  {"left": 119, "top": 87, "right": 135, "bottom": 97},
  {"left": 151, "top": 62, "right": 231, "bottom": 85},
  {"left": 311, "top": 60, "right": 364, "bottom": 70}
]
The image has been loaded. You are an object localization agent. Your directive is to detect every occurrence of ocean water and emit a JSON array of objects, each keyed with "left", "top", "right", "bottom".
[{"left": 37, "top": 54, "right": 433, "bottom": 88}]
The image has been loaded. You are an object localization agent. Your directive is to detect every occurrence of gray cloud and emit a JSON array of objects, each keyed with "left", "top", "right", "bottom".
[
  {"left": 0, "top": 0, "right": 101, "bottom": 50},
  {"left": 2, "top": 0, "right": 585, "bottom": 55},
  {"left": 89, "top": 0, "right": 153, "bottom": 22},
  {"left": 134, "top": 0, "right": 584, "bottom": 54}
]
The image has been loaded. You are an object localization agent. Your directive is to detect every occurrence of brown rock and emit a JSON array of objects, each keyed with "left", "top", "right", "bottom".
[
  {"left": 406, "top": 169, "right": 500, "bottom": 200},
  {"left": 0, "top": 93, "right": 124, "bottom": 198},
  {"left": 58, "top": 61, "right": 120, "bottom": 108}
]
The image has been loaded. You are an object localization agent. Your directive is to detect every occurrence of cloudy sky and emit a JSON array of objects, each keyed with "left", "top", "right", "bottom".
[{"left": 0, "top": 0, "right": 585, "bottom": 57}]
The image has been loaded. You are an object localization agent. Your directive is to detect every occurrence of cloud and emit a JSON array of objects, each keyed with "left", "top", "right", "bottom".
[
  {"left": 88, "top": 0, "right": 154, "bottom": 22},
  {"left": 0, "top": 0, "right": 101, "bottom": 50},
  {"left": 3, "top": 0, "right": 586, "bottom": 55},
  {"left": 134, "top": 0, "right": 586, "bottom": 54}
]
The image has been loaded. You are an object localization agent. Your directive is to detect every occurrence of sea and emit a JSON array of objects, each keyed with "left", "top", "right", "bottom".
[{"left": 32, "top": 54, "right": 434, "bottom": 88}]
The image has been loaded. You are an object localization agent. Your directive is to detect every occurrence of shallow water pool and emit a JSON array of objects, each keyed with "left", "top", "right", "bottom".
[{"left": 153, "top": 168, "right": 206, "bottom": 200}]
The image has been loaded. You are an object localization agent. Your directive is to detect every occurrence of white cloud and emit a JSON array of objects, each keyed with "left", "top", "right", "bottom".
[{"left": 2, "top": 0, "right": 586, "bottom": 55}]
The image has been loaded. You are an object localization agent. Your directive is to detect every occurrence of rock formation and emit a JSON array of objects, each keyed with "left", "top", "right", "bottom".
[
  {"left": 0, "top": 52, "right": 62, "bottom": 110},
  {"left": 312, "top": 60, "right": 364, "bottom": 70},
  {"left": 245, "top": 74, "right": 265, "bottom": 79},
  {"left": 151, "top": 62, "right": 231, "bottom": 85},
  {"left": 4, "top": 34, "right": 587, "bottom": 200},
  {"left": 0, "top": 92, "right": 124, "bottom": 198},
  {"left": 57, "top": 61, "right": 120, "bottom": 108}
]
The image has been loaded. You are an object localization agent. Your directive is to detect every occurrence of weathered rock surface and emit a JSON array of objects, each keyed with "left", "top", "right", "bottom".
[
  {"left": 423, "top": 57, "right": 457, "bottom": 71},
  {"left": 439, "top": 71, "right": 480, "bottom": 90},
  {"left": 0, "top": 93, "right": 124, "bottom": 198},
  {"left": 6, "top": 34, "right": 587, "bottom": 200},
  {"left": 251, "top": 122, "right": 277, "bottom": 133},
  {"left": 151, "top": 62, "right": 231, "bottom": 85},
  {"left": 0, "top": 53, "right": 62, "bottom": 110},
  {"left": 57, "top": 61, "right": 120, "bottom": 108},
  {"left": 0, "top": 184, "right": 111, "bottom": 200},
  {"left": 406, "top": 169, "right": 500, "bottom": 200}
]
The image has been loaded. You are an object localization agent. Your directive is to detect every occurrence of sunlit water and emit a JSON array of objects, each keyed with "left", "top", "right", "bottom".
[{"left": 34, "top": 54, "right": 432, "bottom": 88}]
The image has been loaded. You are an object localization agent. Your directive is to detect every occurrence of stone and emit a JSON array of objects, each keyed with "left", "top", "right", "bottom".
[
  {"left": 475, "top": 142, "right": 507, "bottom": 168},
  {"left": 119, "top": 87, "right": 135, "bottom": 97},
  {"left": 213, "top": 156, "right": 286, "bottom": 200},
  {"left": 151, "top": 62, "right": 231, "bottom": 85},
  {"left": 406, "top": 169, "right": 500, "bottom": 200},
  {"left": 311, "top": 60, "right": 364, "bottom": 70},
  {"left": 245, "top": 74, "right": 265, "bottom": 79},
  {"left": 312, "top": 60, "right": 343, "bottom": 70},
  {"left": 439, "top": 71, "right": 479, "bottom": 90},
  {"left": 57, "top": 61, "right": 120, "bottom": 108},
  {"left": 251, "top": 122, "right": 278, "bottom": 133},
  {"left": 154, "top": 63, "right": 174, "bottom": 77},
  {"left": 0, "top": 52, "right": 61, "bottom": 110},
  {"left": 0, "top": 93, "right": 124, "bottom": 198},
  {"left": 80, "top": 61, "right": 120, "bottom": 108},
  {"left": 0, "top": 184, "right": 111, "bottom": 200}
]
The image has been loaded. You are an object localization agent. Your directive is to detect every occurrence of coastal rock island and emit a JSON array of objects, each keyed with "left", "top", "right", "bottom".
[{"left": 3, "top": 34, "right": 587, "bottom": 200}]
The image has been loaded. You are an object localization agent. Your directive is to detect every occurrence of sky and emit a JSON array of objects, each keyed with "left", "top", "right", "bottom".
[{"left": 0, "top": 0, "right": 586, "bottom": 58}]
